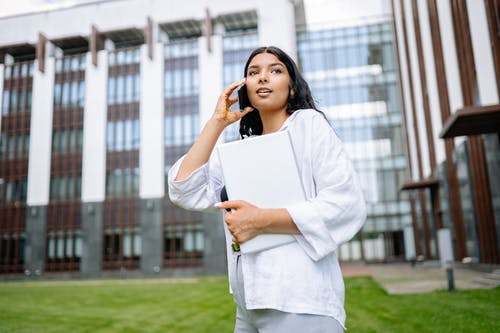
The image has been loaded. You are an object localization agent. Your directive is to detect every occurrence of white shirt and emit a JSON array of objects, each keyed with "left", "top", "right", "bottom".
[{"left": 168, "top": 109, "right": 366, "bottom": 327}]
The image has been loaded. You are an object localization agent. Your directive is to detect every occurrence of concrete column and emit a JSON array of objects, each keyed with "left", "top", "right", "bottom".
[
  {"left": 24, "top": 205, "right": 47, "bottom": 276},
  {"left": 27, "top": 58, "right": 54, "bottom": 206},
  {"left": 466, "top": 0, "right": 499, "bottom": 105},
  {"left": 435, "top": 0, "right": 465, "bottom": 148},
  {"left": 0, "top": 64, "right": 3, "bottom": 132},
  {"left": 82, "top": 50, "right": 108, "bottom": 203},
  {"left": 203, "top": 212, "right": 227, "bottom": 275},
  {"left": 139, "top": 43, "right": 164, "bottom": 199},
  {"left": 140, "top": 198, "right": 163, "bottom": 274},
  {"left": 81, "top": 202, "right": 103, "bottom": 277},
  {"left": 198, "top": 35, "right": 223, "bottom": 128},
  {"left": 257, "top": 0, "right": 297, "bottom": 60}
]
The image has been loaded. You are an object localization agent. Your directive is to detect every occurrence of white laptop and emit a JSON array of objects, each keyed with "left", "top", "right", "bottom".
[{"left": 217, "top": 130, "right": 305, "bottom": 253}]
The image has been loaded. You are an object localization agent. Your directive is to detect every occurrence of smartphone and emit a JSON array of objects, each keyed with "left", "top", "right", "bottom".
[{"left": 237, "top": 85, "right": 251, "bottom": 110}]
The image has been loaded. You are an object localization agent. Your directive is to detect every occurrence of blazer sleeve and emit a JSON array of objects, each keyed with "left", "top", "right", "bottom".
[
  {"left": 167, "top": 150, "right": 223, "bottom": 213},
  {"left": 286, "top": 114, "right": 366, "bottom": 261}
]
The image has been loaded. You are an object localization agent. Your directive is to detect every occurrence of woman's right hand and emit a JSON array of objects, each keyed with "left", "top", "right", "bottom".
[{"left": 212, "top": 79, "right": 254, "bottom": 126}]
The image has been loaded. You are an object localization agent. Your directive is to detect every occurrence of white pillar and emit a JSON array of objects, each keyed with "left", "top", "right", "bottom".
[
  {"left": 403, "top": 0, "right": 430, "bottom": 178},
  {"left": 436, "top": 0, "right": 465, "bottom": 147},
  {"left": 257, "top": 0, "right": 297, "bottom": 60},
  {"left": 416, "top": 0, "right": 446, "bottom": 165},
  {"left": 198, "top": 35, "right": 223, "bottom": 128},
  {"left": 81, "top": 51, "right": 108, "bottom": 203},
  {"left": 27, "top": 58, "right": 55, "bottom": 206},
  {"left": 139, "top": 43, "right": 164, "bottom": 199},
  {"left": 0, "top": 64, "right": 4, "bottom": 133},
  {"left": 466, "top": 0, "right": 499, "bottom": 105},
  {"left": 393, "top": 0, "right": 419, "bottom": 180}
]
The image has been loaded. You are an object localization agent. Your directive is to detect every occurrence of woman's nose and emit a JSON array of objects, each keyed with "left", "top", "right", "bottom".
[{"left": 258, "top": 71, "right": 269, "bottom": 83}]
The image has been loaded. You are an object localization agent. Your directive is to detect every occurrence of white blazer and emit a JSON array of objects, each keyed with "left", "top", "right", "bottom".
[{"left": 168, "top": 109, "right": 366, "bottom": 327}]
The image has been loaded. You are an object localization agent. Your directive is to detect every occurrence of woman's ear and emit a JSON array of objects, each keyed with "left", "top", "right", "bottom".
[{"left": 290, "top": 88, "right": 295, "bottom": 97}]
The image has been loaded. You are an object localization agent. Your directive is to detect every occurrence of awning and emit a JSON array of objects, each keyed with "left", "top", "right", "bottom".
[
  {"left": 400, "top": 178, "right": 439, "bottom": 191},
  {"left": 440, "top": 104, "right": 500, "bottom": 138}
]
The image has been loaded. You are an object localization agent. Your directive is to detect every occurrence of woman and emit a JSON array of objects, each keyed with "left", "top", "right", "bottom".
[{"left": 168, "top": 46, "right": 366, "bottom": 333}]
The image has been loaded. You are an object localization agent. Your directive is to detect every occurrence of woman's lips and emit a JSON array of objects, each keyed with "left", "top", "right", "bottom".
[{"left": 256, "top": 88, "right": 272, "bottom": 97}]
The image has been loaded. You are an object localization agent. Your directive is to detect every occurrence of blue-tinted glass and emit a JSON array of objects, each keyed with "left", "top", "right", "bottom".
[
  {"left": 4, "top": 66, "right": 11, "bottom": 79},
  {"left": 10, "top": 90, "right": 17, "bottom": 113},
  {"left": 78, "top": 81, "right": 85, "bottom": 107},
  {"left": 71, "top": 82, "right": 78, "bottom": 106},
  {"left": 125, "top": 75, "right": 133, "bottom": 103},
  {"left": 116, "top": 76, "right": 124, "bottom": 103},
  {"left": 26, "top": 91, "right": 32, "bottom": 112},
  {"left": 134, "top": 74, "right": 140, "bottom": 101},
  {"left": 54, "top": 83, "right": 62, "bottom": 107},
  {"left": 132, "top": 119, "right": 140, "bottom": 149},
  {"left": 2, "top": 90, "right": 9, "bottom": 115}
]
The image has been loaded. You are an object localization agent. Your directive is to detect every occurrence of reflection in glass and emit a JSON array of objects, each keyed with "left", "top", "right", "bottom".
[{"left": 298, "top": 21, "right": 409, "bottom": 261}]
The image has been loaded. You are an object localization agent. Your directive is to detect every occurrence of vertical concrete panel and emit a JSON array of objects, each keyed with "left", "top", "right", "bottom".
[
  {"left": 140, "top": 198, "right": 163, "bottom": 274},
  {"left": 435, "top": 0, "right": 465, "bottom": 148},
  {"left": 416, "top": 0, "right": 446, "bottom": 165},
  {"left": 140, "top": 44, "right": 165, "bottom": 198},
  {"left": 203, "top": 212, "right": 227, "bottom": 275},
  {"left": 25, "top": 206, "right": 47, "bottom": 276},
  {"left": 81, "top": 202, "right": 103, "bottom": 277},
  {"left": 393, "top": 0, "right": 420, "bottom": 180},
  {"left": 82, "top": 51, "right": 108, "bottom": 202},
  {"left": 0, "top": 64, "right": 3, "bottom": 132},
  {"left": 198, "top": 35, "right": 223, "bottom": 129},
  {"left": 257, "top": 0, "right": 297, "bottom": 60},
  {"left": 403, "top": 0, "right": 431, "bottom": 177},
  {"left": 27, "top": 58, "right": 54, "bottom": 205},
  {"left": 466, "top": 0, "right": 499, "bottom": 105}
]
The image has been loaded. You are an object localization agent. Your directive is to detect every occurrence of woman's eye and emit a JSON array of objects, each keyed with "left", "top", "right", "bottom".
[
  {"left": 271, "top": 69, "right": 282, "bottom": 74},
  {"left": 248, "top": 71, "right": 258, "bottom": 76}
]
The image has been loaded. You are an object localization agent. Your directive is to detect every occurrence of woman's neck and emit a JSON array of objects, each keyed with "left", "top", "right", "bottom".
[{"left": 260, "top": 109, "right": 289, "bottom": 135}]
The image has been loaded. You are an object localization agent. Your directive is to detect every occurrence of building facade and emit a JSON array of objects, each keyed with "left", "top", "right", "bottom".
[
  {"left": 392, "top": 0, "right": 500, "bottom": 265},
  {"left": 0, "top": 0, "right": 451, "bottom": 278}
]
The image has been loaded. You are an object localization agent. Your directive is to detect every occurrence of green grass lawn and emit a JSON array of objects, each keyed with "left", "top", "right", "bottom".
[{"left": 0, "top": 275, "right": 498, "bottom": 333}]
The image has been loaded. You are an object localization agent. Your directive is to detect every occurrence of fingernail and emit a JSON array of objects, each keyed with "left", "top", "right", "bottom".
[{"left": 214, "top": 202, "right": 222, "bottom": 208}]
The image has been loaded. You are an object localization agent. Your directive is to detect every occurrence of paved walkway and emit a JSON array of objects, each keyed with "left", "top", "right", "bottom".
[{"left": 340, "top": 262, "right": 498, "bottom": 294}]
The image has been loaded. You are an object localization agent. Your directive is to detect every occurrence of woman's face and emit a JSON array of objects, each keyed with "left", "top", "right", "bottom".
[{"left": 245, "top": 52, "right": 291, "bottom": 114}]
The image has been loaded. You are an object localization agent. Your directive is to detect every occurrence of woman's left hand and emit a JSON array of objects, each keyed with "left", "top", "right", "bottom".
[{"left": 217, "top": 200, "right": 264, "bottom": 244}]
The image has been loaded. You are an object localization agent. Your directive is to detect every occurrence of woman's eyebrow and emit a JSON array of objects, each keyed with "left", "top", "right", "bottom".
[
  {"left": 247, "top": 63, "right": 285, "bottom": 70},
  {"left": 269, "top": 63, "right": 285, "bottom": 68}
]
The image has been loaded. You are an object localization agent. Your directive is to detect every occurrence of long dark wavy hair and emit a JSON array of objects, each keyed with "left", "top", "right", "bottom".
[{"left": 239, "top": 46, "right": 322, "bottom": 138}]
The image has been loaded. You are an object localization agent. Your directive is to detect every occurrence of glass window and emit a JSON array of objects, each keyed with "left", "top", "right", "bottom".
[
  {"left": 0, "top": 134, "right": 6, "bottom": 158},
  {"left": 123, "top": 233, "right": 132, "bottom": 257},
  {"left": 65, "top": 236, "right": 73, "bottom": 257},
  {"left": 108, "top": 77, "right": 116, "bottom": 104},
  {"left": 10, "top": 90, "right": 17, "bottom": 113},
  {"left": 2, "top": 90, "right": 9, "bottom": 115},
  {"left": 132, "top": 119, "right": 140, "bottom": 149},
  {"left": 26, "top": 90, "right": 32, "bottom": 112},
  {"left": 71, "top": 81, "right": 78, "bottom": 106},
  {"left": 62, "top": 82, "right": 69, "bottom": 107},
  {"left": 74, "top": 235, "right": 82, "bottom": 257},
  {"left": 115, "top": 121, "right": 124, "bottom": 151},
  {"left": 48, "top": 238, "right": 56, "bottom": 259},
  {"left": 106, "top": 122, "right": 115, "bottom": 150},
  {"left": 54, "top": 83, "right": 62, "bottom": 107},
  {"left": 56, "top": 236, "right": 64, "bottom": 258},
  {"left": 133, "top": 233, "right": 141, "bottom": 256},
  {"left": 116, "top": 76, "right": 124, "bottom": 104},
  {"left": 8, "top": 135, "right": 15, "bottom": 159},
  {"left": 125, "top": 75, "right": 133, "bottom": 103},
  {"left": 134, "top": 74, "right": 140, "bottom": 101}
]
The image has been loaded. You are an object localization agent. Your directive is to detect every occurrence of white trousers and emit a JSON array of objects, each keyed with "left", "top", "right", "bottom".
[{"left": 230, "top": 254, "right": 345, "bottom": 333}]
